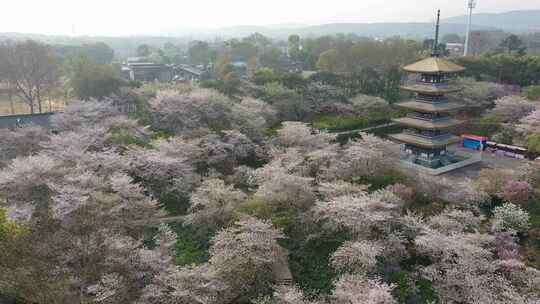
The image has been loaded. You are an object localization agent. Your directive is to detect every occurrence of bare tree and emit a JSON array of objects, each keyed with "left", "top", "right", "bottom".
[{"left": 0, "top": 40, "right": 60, "bottom": 113}]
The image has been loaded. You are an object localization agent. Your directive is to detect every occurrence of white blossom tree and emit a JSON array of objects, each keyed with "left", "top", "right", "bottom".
[
  {"left": 0, "top": 125, "right": 49, "bottom": 166},
  {"left": 312, "top": 191, "right": 400, "bottom": 237},
  {"left": 492, "top": 203, "right": 530, "bottom": 234},
  {"left": 330, "top": 274, "right": 396, "bottom": 304},
  {"left": 518, "top": 109, "right": 540, "bottom": 135},
  {"left": 330, "top": 240, "right": 383, "bottom": 275},
  {"left": 127, "top": 137, "right": 200, "bottom": 195},
  {"left": 208, "top": 217, "right": 284, "bottom": 302},
  {"left": 231, "top": 97, "right": 278, "bottom": 141},
  {"left": 149, "top": 89, "right": 234, "bottom": 137},
  {"left": 275, "top": 122, "right": 336, "bottom": 152},
  {"left": 491, "top": 96, "right": 535, "bottom": 122},
  {"left": 414, "top": 230, "right": 532, "bottom": 304},
  {"left": 184, "top": 178, "right": 247, "bottom": 230}
]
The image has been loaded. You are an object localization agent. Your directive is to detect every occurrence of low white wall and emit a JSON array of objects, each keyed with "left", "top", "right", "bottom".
[{"left": 400, "top": 152, "right": 482, "bottom": 176}]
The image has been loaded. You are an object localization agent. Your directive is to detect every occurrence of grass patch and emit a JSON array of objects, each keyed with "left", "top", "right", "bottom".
[
  {"left": 356, "top": 169, "right": 407, "bottom": 191},
  {"left": 286, "top": 233, "right": 347, "bottom": 297},
  {"left": 159, "top": 191, "right": 191, "bottom": 216},
  {"left": 312, "top": 115, "right": 389, "bottom": 132},
  {"left": 171, "top": 223, "right": 211, "bottom": 266}
]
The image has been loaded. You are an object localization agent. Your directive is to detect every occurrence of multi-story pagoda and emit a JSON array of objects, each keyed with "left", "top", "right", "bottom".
[{"left": 389, "top": 10, "right": 466, "bottom": 168}]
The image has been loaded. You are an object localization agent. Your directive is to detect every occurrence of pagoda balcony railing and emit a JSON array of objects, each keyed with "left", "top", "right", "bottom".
[
  {"left": 403, "top": 129, "right": 450, "bottom": 140},
  {"left": 415, "top": 95, "right": 448, "bottom": 103},
  {"left": 404, "top": 81, "right": 452, "bottom": 89},
  {"left": 406, "top": 113, "right": 451, "bottom": 122}
]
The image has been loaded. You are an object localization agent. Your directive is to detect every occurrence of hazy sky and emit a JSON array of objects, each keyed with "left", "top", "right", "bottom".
[{"left": 2, "top": 0, "right": 540, "bottom": 36}]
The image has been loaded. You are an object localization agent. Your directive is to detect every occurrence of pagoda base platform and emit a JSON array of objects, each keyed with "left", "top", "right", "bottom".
[{"left": 399, "top": 150, "right": 482, "bottom": 175}]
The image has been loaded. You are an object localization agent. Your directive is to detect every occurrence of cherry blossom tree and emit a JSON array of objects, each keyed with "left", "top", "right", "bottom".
[
  {"left": 127, "top": 137, "right": 199, "bottom": 195},
  {"left": 51, "top": 99, "right": 119, "bottom": 132},
  {"left": 491, "top": 96, "right": 535, "bottom": 122},
  {"left": 330, "top": 274, "right": 396, "bottom": 304},
  {"left": 475, "top": 168, "right": 515, "bottom": 198},
  {"left": 209, "top": 217, "right": 284, "bottom": 302},
  {"left": 518, "top": 109, "right": 540, "bottom": 134},
  {"left": 184, "top": 178, "right": 247, "bottom": 230},
  {"left": 0, "top": 125, "right": 49, "bottom": 166},
  {"left": 350, "top": 94, "right": 391, "bottom": 117},
  {"left": 492, "top": 203, "right": 530, "bottom": 234},
  {"left": 385, "top": 183, "right": 415, "bottom": 206},
  {"left": 312, "top": 191, "right": 400, "bottom": 237},
  {"left": 325, "top": 133, "right": 397, "bottom": 181},
  {"left": 148, "top": 89, "right": 234, "bottom": 137},
  {"left": 500, "top": 180, "right": 533, "bottom": 205},
  {"left": 414, "top": 228, "right": 536, "bottom": 304},
  {"left": 198, "top": 130, "right": 266, "bottom": 175},
  {"left": 275, "top": 122, "right": 336, "bottom": 151},
  {"left": 443, "top": 179, "right": 491, "bottom": 208},
  {"left": 317, "top": 181, "right": 369, "bottom": 200},
  {"left": 398, "top": 211, "right": 429, "bottom": 240},
  {"left": 428, "top": 208, "right": 483, "bottom": 234},
  {"left": 255, "top": 168, "right": 315, "bottom": 210},
  {"left": 141, "top": 217, "right": 285, "bottom": 304},
  {"left": 330, "top": 240, "right": 383, "bottom": 275},
  {"left": 0, "top": 125, "right": 159, "bottom": 304},
  {"left": 231, "top": 97, "right": 278, "bottom": 141},
  {"left": 253, "top": 286, "right": 321, "bottom": 304}
]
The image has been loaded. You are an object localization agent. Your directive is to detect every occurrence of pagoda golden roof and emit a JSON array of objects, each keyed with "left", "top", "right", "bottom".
[
  {"left": 403, "top": 57, "right": 465, "bottom": 74},
  {"left": 401, "top": 84, "right": 463, "bottom": 95},
  {"left": 395, "top": 100, "right": 464, "bottom": 113},
  {"left": 388, "top": 133, "right": 461, "bottom": 148},
  {"left": 392, "top": 117, "right": 464, "bottom": 130}
]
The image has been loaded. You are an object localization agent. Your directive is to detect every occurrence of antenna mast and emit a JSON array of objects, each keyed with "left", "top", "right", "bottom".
[
  {"left": 464, "top": 0, "right": 476, "bottom": 56},
  {"left": 432, "top": 10, "right": 441, "bottom": 57}
]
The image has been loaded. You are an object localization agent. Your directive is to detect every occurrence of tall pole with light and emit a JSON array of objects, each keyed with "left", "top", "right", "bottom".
[{"left": 464, "top": 0, "right": 476, "bottom": 56}]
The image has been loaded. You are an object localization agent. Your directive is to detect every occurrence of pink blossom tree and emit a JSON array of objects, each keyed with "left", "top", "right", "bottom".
[{"left": 500, "top": 180, "right": 533, "bottom": 205}]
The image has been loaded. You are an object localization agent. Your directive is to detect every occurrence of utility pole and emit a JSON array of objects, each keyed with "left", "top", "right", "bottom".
[{"left": 464, "top": 0, "right": 476, "bottom": 56}]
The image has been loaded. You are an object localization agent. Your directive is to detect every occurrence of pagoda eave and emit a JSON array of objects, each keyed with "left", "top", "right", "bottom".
[
  {"left": 392, "top": 117, "right": 464, "bottom": 130},
  {"left": 395, "top": 100, "right": 464, "bottom": 113},
  {"left": 402, "top": 57, "right": 466, "bottom": 74},
  {"left": 400, "top": 85, "right": 463, "bottom": 95},
  {"left": 388, "top": 133, "right": 461, "bottom": 149}
]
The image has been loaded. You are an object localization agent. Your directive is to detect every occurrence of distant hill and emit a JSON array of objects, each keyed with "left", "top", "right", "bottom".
[
  {"left": 4, "top": 10, "right": 540, "bottom": 49},
  {"left": 289, "top": 22, "right": 495, "bottom": 39},
  {"left": 443, "top": 10, "right": 540, "bottom": 32},
  {"left": 175, "top": 23, "right": 496, "bottom": 40}
]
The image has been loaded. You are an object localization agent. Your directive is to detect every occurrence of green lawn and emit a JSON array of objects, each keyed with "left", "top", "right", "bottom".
[{"left": 312, "top": 114, "right": 390, "bottom": 132}]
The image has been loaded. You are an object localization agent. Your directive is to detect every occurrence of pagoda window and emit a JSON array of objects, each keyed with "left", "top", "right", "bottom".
[{"left": 419, "top": 74, "right": 445, "bottom": 84}]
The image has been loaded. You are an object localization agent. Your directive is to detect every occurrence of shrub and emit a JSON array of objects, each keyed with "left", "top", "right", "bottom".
[
  {"left": 527, "top": 133, "right": 540, "bottom": 155},
  {"left": 524, "top": 85, "right": 540, "bottom": 101}
]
